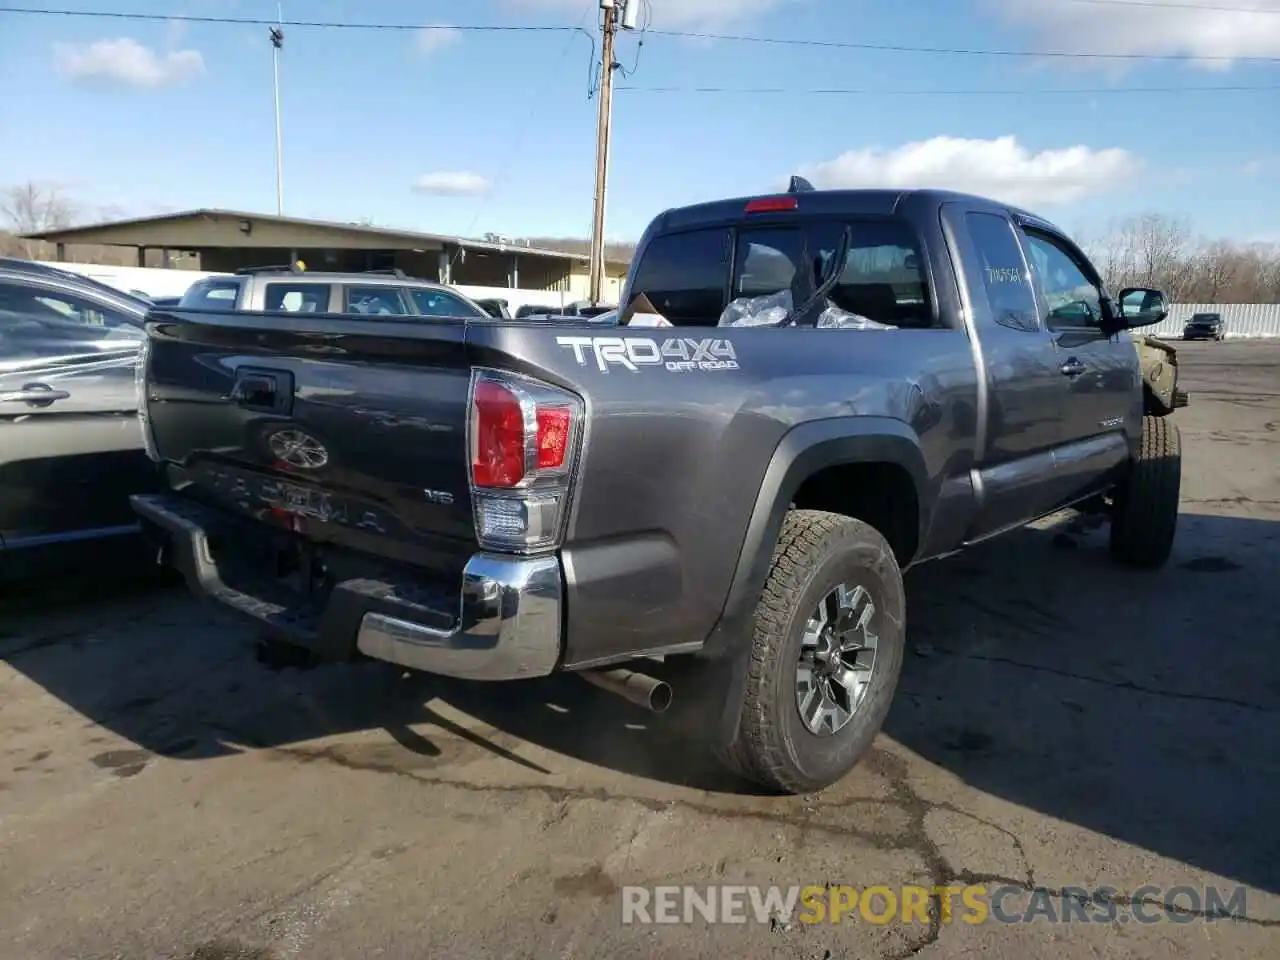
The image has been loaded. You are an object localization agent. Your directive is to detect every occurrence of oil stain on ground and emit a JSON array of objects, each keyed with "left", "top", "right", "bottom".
[
  {"left": 553, "top": 864, "right": 619, "bottom": 899},
  {"left": 90, "top": 748, "right": 151, "bottom": 778},
  {"left": 182, "top": 939, "right": 277, "bottom": 960}
]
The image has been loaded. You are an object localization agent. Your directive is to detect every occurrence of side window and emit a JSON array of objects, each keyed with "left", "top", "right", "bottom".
[
  {"left": 342, "top": 285, "right": 409, "bottom": 316},
  {"left": 179, "top": 279, "right": 242, "bottom": 311},
  {"left": 1022, "top": 231, "right": 1103, "bottom": 330},
  {"left": 264, "top": 282, "right": 333, "bottom": 313},
  {"left": 963, "top": 212, "right": 1039, "bottom": 332},
  {"left": 626, "top": 227, "right": 730, "bottom": 325},
  {"left": 0, "top": 281, "right": 142, "bottom": 361},
  {"left": 410, "top": 288, "right": 485, "bottom": 319}
]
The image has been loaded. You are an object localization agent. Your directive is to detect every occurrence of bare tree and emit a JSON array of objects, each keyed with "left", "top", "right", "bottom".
[
  {"left": 1085, "top": 212, "right": 1280, "bottom": 304},
  {"left": 0, "top": 181, "right": 79, "bottom": 258},
  {"left": 1188, "top": 239, "right": 1238, "bottom": 302}
]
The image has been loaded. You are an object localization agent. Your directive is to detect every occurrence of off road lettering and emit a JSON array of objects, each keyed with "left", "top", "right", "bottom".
[{"left": 557, "top": 335, "right": 738, "bottom": 373}]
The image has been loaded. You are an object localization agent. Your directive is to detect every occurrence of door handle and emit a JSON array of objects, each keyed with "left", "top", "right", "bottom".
[
  {"left": 0, "top": 382, "right": 71, "bottom": 407},
  {"left": 1060, "top": 358, "right": 1086, "bottom": 378}
]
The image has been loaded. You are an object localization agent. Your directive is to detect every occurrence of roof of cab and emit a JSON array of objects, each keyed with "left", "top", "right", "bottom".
[{"left": 649, "top": 187, "right": 1052, "bottom": 235}]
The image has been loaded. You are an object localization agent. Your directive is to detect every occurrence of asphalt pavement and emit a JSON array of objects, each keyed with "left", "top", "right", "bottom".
[{"left": 1, "top": 338, "right": 1277, "bottom": 960}]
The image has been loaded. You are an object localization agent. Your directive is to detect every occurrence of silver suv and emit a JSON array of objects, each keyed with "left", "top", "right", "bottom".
[{"left": 176, "top": 266, "right": 491, "bottom": 319}]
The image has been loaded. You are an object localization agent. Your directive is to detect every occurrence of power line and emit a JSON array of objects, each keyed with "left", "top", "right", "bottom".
[
  {"left": 617, "top": 83, "right": 1280, "bottom": 95},
  {"left": 1062, "top": 0, "right": 1280, "bottom": 12},
  {"left": 0, "top": 6, "right": 583, "bottom": 34},
  {"left": 640, "top": 29, "right": 1280, "bottom": 62},
  {"left": 7, "top": 6, "right": 1280, "bottom": 62}
]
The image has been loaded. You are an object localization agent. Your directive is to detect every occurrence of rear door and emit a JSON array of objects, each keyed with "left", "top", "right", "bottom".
[
  {"left": 1016, "top": 224, "right": 1137, "bottom": 503},
  {"left": 0, "top": 278, "right": 153, "bottom": 563}
]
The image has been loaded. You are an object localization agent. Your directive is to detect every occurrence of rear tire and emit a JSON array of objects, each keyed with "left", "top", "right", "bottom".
[
  {"left": 714, "top": 510, "right": 906, "bottom": 794},
  {"left": 1109, "top": 416, "right": 1181, "bottom": 569}
]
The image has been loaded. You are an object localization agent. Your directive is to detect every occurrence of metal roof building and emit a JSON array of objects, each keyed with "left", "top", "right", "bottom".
[{"left": 24, "top": 208, "right": 631, "bottom": 300}]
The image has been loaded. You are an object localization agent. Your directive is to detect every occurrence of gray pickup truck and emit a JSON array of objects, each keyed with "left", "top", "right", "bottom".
[{"left": 130, "top": 185, "right": 1184, "bottom": 794}]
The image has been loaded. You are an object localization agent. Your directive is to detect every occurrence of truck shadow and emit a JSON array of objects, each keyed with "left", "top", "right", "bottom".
[{"left": 2, "top": 510, "right": 1277, "bottom": 894}]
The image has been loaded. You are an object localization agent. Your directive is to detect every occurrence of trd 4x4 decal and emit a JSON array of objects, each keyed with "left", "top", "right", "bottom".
[{"left": 556, "top": 335, "right": 739, "bottom": 373}]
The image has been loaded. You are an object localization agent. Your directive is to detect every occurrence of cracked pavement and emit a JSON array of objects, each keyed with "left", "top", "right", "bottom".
[{"left": 1, "top": 340, "right": 1278, "bottom": 959}]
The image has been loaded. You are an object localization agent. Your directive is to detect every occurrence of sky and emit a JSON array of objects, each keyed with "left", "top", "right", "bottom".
[{"left": 1, "top": 0, "right": 1278, "bottom": 245}]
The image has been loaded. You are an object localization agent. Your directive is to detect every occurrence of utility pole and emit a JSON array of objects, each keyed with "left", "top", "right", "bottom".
[
  {"left": 270, "top": 2, "right": 285, "bottom": 216},
  {"left": 587, "top": 1, "right": 619, "bottom": 306}
]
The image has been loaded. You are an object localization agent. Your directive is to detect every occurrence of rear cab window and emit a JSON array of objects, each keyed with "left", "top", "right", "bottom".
[{"left": 625, "top": 217, "right": 934, "bottom": 328}]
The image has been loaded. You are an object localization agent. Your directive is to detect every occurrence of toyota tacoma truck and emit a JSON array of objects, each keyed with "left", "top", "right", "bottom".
[{"left": 130, "top": 184, "right": 1184, "bottom": 794}]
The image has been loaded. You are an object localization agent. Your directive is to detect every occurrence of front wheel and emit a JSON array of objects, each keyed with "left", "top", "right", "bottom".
[
  {"left": 1109, "top": 416, "right": 1182, "bottom": 568},
  {"left": 715, "top": 510, "right": 906, "bottom": 794}
]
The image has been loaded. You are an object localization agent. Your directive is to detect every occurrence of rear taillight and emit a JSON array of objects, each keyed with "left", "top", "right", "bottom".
[{"left": 468, "top": 368, "right": 584, "bottom": 553}]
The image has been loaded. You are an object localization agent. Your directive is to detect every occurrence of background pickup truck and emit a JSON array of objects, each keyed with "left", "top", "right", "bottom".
[{"left": 131, "top": 185, "right": 1184, "bottom": 795}]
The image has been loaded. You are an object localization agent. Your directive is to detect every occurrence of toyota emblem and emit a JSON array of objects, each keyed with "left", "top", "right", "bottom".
[{"left": 267, "top": 428, "right": 329, "bottom": 469}]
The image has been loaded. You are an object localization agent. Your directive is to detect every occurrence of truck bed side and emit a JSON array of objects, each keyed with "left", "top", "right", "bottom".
[{"left": 141, "top": 307, "right": 980, "bottom": 669}]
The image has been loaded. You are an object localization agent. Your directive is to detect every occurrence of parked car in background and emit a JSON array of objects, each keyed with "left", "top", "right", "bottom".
[
  {"left": 1183, "top": 311, "right": 1226, "bottom": 341},
  {"left": 473, "top": 298, "right": 512, "bottom": 319},
  {"left": 513, "top": 302, "right": 618, "bottom": 321},
  {"left": 557, "top": 300, "right": 618, "bottom": 318},
  {"left": 0, "top": 258, "right": 159, "bottom": 582},
  {"left": 514, "top": 303, "right": 559, "bottom": 319},
  {"left": 176, "top": 266, "right": 492, "bottom": 319}
]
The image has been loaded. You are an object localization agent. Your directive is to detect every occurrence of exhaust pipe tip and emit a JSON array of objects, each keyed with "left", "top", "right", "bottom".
[
  {"left": 580, "top": 667, "right": 673, "bottom": 714},
  {"left": 647, "top": 680, "right": 673, "bottom": 714}
]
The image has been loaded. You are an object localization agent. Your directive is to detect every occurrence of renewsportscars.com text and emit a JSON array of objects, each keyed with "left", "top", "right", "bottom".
[{"left": 620, "top": 884, "right": 1248, "bottom": 926}]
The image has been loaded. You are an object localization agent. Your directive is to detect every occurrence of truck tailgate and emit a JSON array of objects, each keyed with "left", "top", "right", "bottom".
[{"left": 143, "top": 310, "right": 476, "bottom": 575}]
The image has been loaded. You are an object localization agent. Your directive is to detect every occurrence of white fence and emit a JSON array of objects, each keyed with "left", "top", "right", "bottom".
[{"left": 30, "top": 261, "right": 596, "bottom": 314}]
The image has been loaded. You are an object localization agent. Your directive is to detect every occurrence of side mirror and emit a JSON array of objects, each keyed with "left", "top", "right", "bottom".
[{"left": 1117, "top": 287, "right": 1168, "bottom": 328}]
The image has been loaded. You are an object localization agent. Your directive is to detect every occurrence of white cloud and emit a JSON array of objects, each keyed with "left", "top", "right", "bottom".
[
  {"left": 507, "top": 0, "right": 790, "bottom": 29},
  {"left": 411, "top": 172, "right": 492, "bottom": 197},
  {"left": 53, "top": 38, "right": 205, "bottom": 89},
  {"left": 415, "top": 25, "right": 462, "bottom": 55},
  {"left": 983, "top": 0, "right": 1280, "bottom": 69},
  {"left": 798, "top": 135, "right": 1140, "bottom": 207}
]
